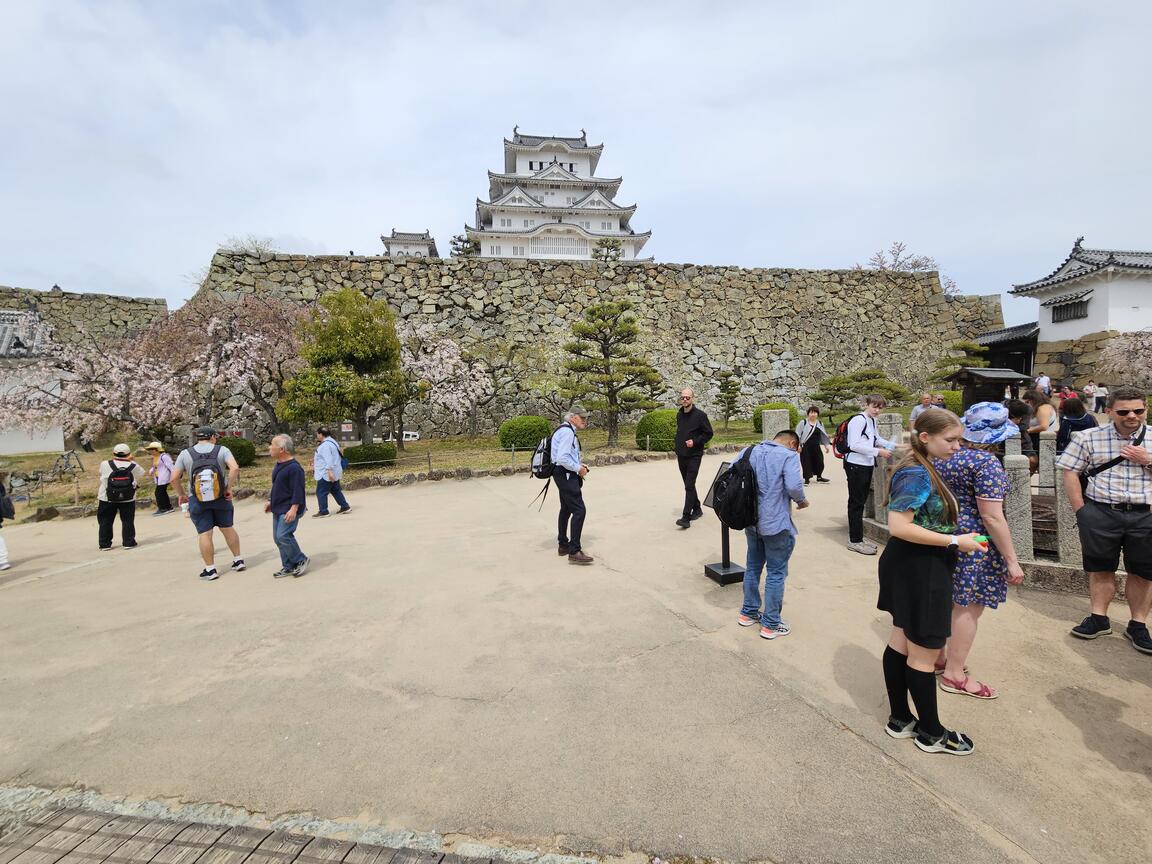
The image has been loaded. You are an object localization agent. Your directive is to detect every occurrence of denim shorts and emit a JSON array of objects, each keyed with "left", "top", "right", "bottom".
[{"left": 188, "top": 499, "right": 234, "bottom": 535}]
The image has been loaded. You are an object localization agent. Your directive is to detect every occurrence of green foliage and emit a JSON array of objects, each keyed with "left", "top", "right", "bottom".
[
  {"left": 935, "top": 390, "right": 964, "bottom": 414},
  {"left": 635, "top": 409, "right": 679, "bottom": 451},
  {"left": 343, "top": 442, "right": 397, "bottom": 466},
  {"left": 716, "top": 371, "right": 741, "bottom": 431},
  {"left": 218, "top": 436, "right": 256, "bottom": 467},
  {"left": 752, "top": 402, "right": 801, "bottom": 433},
  {"left": 449, "top": 234, "right": 480, "bottom": 258},
  {"left": 811, "top": 370, "right": 912, "bottom": 425},
  {"left": 498, "top": 415, "right": 552, "bottom": 450},
  {"left": 562, "top": 300, "right": 664, "bottom": 446},
  {"left": 932, "top": 340, "right": 990, "bottom": 382},
  {"left": 591, "top": 237, "right": 623, "bottom": 263}
]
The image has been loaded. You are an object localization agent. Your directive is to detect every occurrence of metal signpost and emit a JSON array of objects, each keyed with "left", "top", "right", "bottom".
[{"left": 701, "top": 461, "right": 745, "bottom": 585}]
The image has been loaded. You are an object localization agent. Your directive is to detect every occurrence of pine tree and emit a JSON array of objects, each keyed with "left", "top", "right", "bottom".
[{"left": 716, "top": 370, "right": 741, "bottom": 431}]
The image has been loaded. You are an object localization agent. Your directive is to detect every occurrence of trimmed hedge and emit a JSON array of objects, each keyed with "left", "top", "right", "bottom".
[
  {"left": 635, "top": 409, "right": 678, "bottom": 451},
  {"left": 935, "top": 390, "right": 963, "bottom": 414},
  {"left": 344, "top": 442, "right": 396, "bottom": 466},
  {"left": 499, "top": 415, "right": 552, "bottom": 450},
  {"left": 752, "top": 402, "right": 801, "bottom": 433},
  {"left": 218, "top": 436, "right": 256, "bottom": 467}
]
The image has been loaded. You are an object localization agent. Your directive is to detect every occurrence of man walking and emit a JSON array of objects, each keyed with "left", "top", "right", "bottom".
[
  {"left": 170, "top": 426, "right": 245, "bottom": 581},
  {"left": 908, "top": 393, "right": 937, "bottom": 433},
  {"left": 552, "top": 406, "right": 593, "bottom": 565},
  {"left": 1058, "top": 386, "right": 1152, "bottom": 655},
  {"left": 265, "top": 434, "right": 309, "bottom": 578},
  {"left": 675, "top": 387, "right": 713, "bottom": 528},
  {"left": 1034, "top": 370, "right": 1052, "bottom": 397},
  {"left": 737, "top": 430, "right": 809, "bottom": 639},
  {"left": 312, "top": 426, "right": 351, "bottom": 517},
  {"left": 844, "top": 394, "right": 900, "bottom": 555},
  {"left": 97, "top": 443, "right": 145, "bottom": 550}
]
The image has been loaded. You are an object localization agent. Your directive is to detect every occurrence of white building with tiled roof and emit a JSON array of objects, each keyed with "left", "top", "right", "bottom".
[
  {"left": 0, "top": 309, "right": 64, "bottom": 455},
  {"left": 464, "top": 128, "right": 651, "bottom": 261},
  {"left": 381, "top": 229, "right": 439, "bottom": 258}
]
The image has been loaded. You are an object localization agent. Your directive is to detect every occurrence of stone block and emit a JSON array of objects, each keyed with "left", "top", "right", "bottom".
[
  {"left": 760, "top": 409, "right": 791, "bottom": 440},
  {"left": 1038, "top": 431, "right": 1057, "bottom": 492},
  {"left": 1054, "top": 470, "right": 1083, "bottom": 568},
  {"left": 1003, "top": 455, "right": 1033, "bottom": 562}
]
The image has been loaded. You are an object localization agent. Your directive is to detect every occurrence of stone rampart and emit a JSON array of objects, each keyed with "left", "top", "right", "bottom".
[
  {"left": 0, "top": 284, "right": 168, "bottom": 344},
  {"left": 201, "top": 252, "right": 1001, "bottom": 411},
  {"left": 1034, "top": 330, "right": 1119, "bottom": 388}
]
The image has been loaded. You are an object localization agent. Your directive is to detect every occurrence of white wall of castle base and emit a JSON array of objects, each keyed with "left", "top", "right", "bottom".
[
  {"left": 0, "top": 425, "right": 64, "bottom": 457},
  {"left": 1106, "top": 277, "right": 1152, "bottom": 331}
]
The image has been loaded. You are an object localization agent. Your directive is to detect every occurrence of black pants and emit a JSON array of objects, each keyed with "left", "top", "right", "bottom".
[
  {"left": 155, "top": 483, "right": 172, "bottom": 512},
  {"left": 98, "top": 500, "right": 137, "bottom": 549},
  {"left": 554, "top": 468, "right": 586, "bottom": 553},
  {"left": 677, "top": 452, "right": 703, "bottom": 518},
  {"left": 800, "top": 437, "right": 825, "bottom": 480},
  {"left": 844, "top": 462, "right": 874, "bottom": 543}
]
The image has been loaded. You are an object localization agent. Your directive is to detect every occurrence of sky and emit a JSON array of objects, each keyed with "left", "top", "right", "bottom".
[{"left": 2, "top": 1, "right": 1149, "bottom": 326}]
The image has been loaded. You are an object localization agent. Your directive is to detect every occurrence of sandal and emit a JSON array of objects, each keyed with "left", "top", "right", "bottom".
[
  {"left": 939, "top": 675, "right": 998, "bottom": 700},
  {"left": 933, "top": 661, "right": 969, "bottom": 676}
]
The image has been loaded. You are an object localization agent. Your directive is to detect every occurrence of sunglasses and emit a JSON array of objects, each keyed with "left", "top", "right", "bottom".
[
  {"left": 1113, "top": 408, "right": 1146, "bottom": 417},
  {"left": 679, "top": 396, "right": 692, "bottom": 401}
]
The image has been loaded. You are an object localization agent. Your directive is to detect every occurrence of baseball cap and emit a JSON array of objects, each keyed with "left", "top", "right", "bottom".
[
  {"left": 194, "top": 426, "right": 218, "bottom": 440},
  {"left": 113, "top": 443, "right": 131, "bottom": 456},
  {"left": 569, "top": 405, "right": 588, "bottom": 418}
]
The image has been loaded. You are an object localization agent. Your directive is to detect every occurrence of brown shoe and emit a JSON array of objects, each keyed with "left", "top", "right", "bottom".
[
  {"left": 568, "top": 551, "right": 594, "bottom": 565},
  {"left": 558, "top": 545, "right": 571, "bottom": 556}
]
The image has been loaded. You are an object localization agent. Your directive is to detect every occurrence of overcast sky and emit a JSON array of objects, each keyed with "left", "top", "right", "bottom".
[{"left": 2, "top": 1, "right": 1149, "bottom": 326}]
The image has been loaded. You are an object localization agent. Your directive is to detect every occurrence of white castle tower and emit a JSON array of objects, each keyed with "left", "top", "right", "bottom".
[{"left": 464, "top": 127, "right": 651, "bottom": 260}]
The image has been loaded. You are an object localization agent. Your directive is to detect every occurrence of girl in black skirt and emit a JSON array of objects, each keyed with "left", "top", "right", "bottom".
[{"left": 879, "top": 409, "right": 983, "bottom": 755}]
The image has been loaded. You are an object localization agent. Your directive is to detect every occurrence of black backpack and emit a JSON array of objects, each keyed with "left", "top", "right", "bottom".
[
  {"left": 712, "top": 448, "right": 759, "bottom": 530},
  {"left": 529, "top": 423, "right": 575, "bottom": 509},
  {"left": 106, "top": 461, "right": 137, "bottom": 503}
]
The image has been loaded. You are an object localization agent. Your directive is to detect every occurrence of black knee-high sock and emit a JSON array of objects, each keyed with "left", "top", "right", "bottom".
[
  {"left": 882, "top": 646, "right": 913, "bottom": 721},
  {"left": 906, "top": 667, "right": 944, "bottom": 737}
]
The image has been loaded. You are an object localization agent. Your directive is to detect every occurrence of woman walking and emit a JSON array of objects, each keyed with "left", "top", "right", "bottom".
[
  {"left": 146, "top": 442, "right": 176, "bottom": 515},
  {"left": 796, "top": 406, "right": 832, "bottom": 485},
  {"left": 878, "top": 409, "right": 983, "bottom": 755},
  {"left": 933, "top": 403, "right": 1026, "bottom": 700}
]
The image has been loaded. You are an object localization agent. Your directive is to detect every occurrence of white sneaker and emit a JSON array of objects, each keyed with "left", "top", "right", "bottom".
[
  {"left": 847, "top": 540, "right": 877, "bottom": 555},
  {"left": 0, "top": 563, "right": 10, "bottom": 571}
]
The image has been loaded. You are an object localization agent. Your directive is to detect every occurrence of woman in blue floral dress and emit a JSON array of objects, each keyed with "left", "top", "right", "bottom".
[{"left": 933, "top": 402, "right": 1026, "bottom": 700}]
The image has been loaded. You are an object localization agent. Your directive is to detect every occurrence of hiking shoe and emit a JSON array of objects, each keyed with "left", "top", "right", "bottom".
[
  {"left": 337, "top": 507, "right": 352, "bottom": 515},
  {"left": 885, "top": 716, "right": 919, "bottom": 739},
  {"left": 1124, "top": 622, "right": 1152, "bottom": 655},
  {"left": 847, "top": 541, "right": 877, "bottom": 555},
  {"left": 558, "top": 544, "right": 570, "bottom": 556},
  {"left": 689, "top": 509, "right": 704, "bottom": 521},
  {"left": 272, "top": 568, "right": 291, "bottom": 579},
  {"left": 199, "top": 568, "right": 219, "bottom": 581},
  {"left": 675, "top": 517, "right": 691, "bottom": 528},
  {"left": 760, "top": 624, "right": 791, "bottom": 640},
  {"left": 915, "top": 729, "right": 974, "bottom": 756},
  {"left": 1070, "top": 614, "right": 1112, "bottom": 639},
  {"left": 231, "top": 558, "right": 246, "bottom": 572},
  {"left": 568, "top": 551, "right": 594, "bottom": 565},
  {"left": 737, "top": 614, "right": 758, "bottom": 627},
  {"left": 292, "top": 557, "right": 310, "bottom": 578}
]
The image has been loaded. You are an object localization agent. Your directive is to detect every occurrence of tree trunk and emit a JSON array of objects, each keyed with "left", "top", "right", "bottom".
[
  {"left": 356, "top": 406, "right": 372, "bottom": 447},
  {"left": 395, "top": 403, "right": 407, "bottom": 451},
  {"left": 606, "top": 398, "right": 619, "bottom": 447}
]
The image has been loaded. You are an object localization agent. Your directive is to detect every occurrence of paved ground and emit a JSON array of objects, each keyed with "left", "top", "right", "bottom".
[{"left": 1, "top": 457, "right": 1149, "bottom": 863}]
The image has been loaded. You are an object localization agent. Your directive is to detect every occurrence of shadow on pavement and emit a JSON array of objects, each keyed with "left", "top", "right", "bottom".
[{"left": 1049, "top": 685, "right": 1152, "bottom": 779}]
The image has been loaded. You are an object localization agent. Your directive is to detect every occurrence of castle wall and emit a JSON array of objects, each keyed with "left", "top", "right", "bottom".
[{"left": 0, "top": 284, "right": 168, "bottom": 344}]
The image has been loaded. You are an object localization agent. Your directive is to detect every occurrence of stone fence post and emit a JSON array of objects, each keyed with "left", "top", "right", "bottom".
[
  {"left": 1005, "top": 434, "right": 1021, "bottom": 457},
  {"left": 866, "top": 413, "right": 905, "bottom": 519},
  {"left": 761, "top": 409, "right": 791, "bottom": 441},
  {"left": 1038, "top": 431, "right": 1057, "bottom": 494},
  {"left": 1054, "top": 465, "right": 1083, "bottom": 567},
  {"left": 1003, "top": 454, "right": 1033, "bottom": 562}
]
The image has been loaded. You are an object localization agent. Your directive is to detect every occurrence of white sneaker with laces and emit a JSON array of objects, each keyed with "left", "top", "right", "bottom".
[{"left": 847, "top": 540, "right": 877, "bottom": 555}]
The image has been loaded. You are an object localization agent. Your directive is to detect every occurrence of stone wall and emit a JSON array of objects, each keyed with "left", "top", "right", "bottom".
[
  {"left": 201, "top": 252, "right": 1002, "bottom": 415},
  {"left": 0, "top": 284, "right": 168, "bottom": 344},
  {"left": 1033, "top": 331, "right": 1118, "bottom": 388}
]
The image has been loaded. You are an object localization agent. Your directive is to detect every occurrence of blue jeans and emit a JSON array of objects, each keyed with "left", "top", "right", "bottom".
[
  {"left": 315, "top": 478, "right": 349, "bottom": 514},
  {"left": 273, "top": 514, "right": 305, "bottom": 570},
  {"left": 741, "top": 528, "right": 796, "bottom": 629}
]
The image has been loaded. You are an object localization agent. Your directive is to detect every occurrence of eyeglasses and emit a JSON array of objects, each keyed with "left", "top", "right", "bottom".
[
  {"left": 679, "top": 396, "right": 692, "bottom": 401},
  {"left": 1113, "top": 408, "right": 1146, "bottom": 417}
]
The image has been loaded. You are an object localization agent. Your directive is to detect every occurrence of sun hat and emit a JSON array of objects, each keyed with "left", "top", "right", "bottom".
[
  {"left": 194, "top": 426, "right": 218, "bottom": 439},
  {"left": 112, "top": 443, "right": 132, "bottom": 456},
  {"left": 145, "top": 441, "right": 163, "bottom": 451},
  {"left": 961, "top": 402, "right": 1018, "bottom": 445}
]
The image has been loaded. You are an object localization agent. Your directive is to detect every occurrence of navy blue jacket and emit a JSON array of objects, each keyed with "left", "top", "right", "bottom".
[{"left": 270, "top": 459, "right": 307, "bottom": 516}]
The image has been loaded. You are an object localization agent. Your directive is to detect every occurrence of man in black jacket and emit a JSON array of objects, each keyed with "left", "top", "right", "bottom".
[{"left": 675, "top": 387, "right": 714, "bottom": 528}]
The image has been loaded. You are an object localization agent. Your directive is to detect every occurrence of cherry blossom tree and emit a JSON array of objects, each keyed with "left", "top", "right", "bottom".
[
  {"left": 1097, "top": 330, "right": 1152, "bottom": 391},
  {"left": 856, "top": 240, "right": 959, "bottom": 296}
]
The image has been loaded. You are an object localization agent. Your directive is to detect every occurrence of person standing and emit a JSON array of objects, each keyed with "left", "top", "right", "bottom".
[
  {"left": 145, "top": 442, "right": 175, "bottom": 515},
  {"left": 796, "top": 406, "right": 831, "bottom": 485},
  {"left": 1058, "top": 386, "right": 1152, "bottom": 655},
  {"left": 552, "top": 407, "right": 592, "bottom": 565},
  {"left": 170, "top": 426, "right": 245, "bottom": 581},
  {"left": 674, "top": 388, "right": 713, "bottom": 528},
  {"left": 1055, "top": 397, "right": 1098, "bottom": 455},
  {"left": 1082, "top": 380, "right": 1097, "bottom": 410},
  {"left": 312, "top": 426, "right": 351, "bottom": 518},
  {"left": 844, "top": 395, "right": 900, "bottom": 555},
  {"left": 0, "top": 476, "right": 11, "bottom": 571},
  {"left": 736, "top": 430, "right": 809, "bottom": 639},
  {"left": 1034, "top": 371, "right": 1052, "bottom": 396},
  {"left": 265, "top": 434, "right": 309, "bottom": 578},
  {"left": 1093, "top": 383, "right": 1109, "bottom": 414},
  {"left": 1023, "top": 390, "right": 1057, "bottom": 456},
  {"left": 908, "top": 393, "right": 938, "bottom": 434},
  {"left": 97, "top": 443, "right": 145, "bottom": 550}
]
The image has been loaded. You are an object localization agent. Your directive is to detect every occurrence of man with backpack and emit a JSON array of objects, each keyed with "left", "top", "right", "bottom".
[
  {"left": 838, "top": 394, "right": 900, "bottom": 555},
  {"left": 170, "top": 426, "right": 245, "bottom": 581},
  {"left": 312, "top": 426, "right": 351, "bottom": 517},
  {"left": 97, "top": 443, "right": 146, "bottom": 550},
  {"left": 551, "top": 406, "right": 593, "bottom": 565}
]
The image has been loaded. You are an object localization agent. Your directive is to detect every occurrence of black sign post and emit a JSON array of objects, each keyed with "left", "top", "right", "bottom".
[{"left": 702, "top": 461, "right": 746, "bottom": 586}]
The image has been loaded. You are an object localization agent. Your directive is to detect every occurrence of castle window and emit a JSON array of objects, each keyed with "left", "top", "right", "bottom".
[{"left": 1051, "top": 300, "right": 1089, "bottom": 323}]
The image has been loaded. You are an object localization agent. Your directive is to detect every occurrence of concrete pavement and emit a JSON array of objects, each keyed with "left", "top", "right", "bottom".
[{"left": 1, "top": 456, "right": 1149, "bottom": 863}]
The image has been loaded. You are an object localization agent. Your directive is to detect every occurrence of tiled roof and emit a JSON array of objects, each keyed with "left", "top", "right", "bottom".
[
  {"left": 1011, "top": 237, "right": 1152, "bottom": 294},
  {"left": 510, "top": 126, "right": 595, "bottom": 148},
  {"left": 0, "top": 310, "right": 48, "bottom": 357},
  {"left": 975, "top": 321, "right": 1040, "bottom": 346},
  {"left": 386, "top": 230, "right": 432, "bottom": 242},
  {"left": 1040, "top": 288, "right": 1094, "bottom": 307}
]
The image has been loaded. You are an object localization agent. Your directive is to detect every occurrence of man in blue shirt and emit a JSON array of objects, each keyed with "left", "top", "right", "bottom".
[
  {"left": 551, "top": 406, "right": 593, "bottom": 565},
  {"left": 736, "top": 430, "right": 809, "bottom": 639},
  {"left": 265, "top": 434, "right": 309, "bottom": 578},
  {"left": 312, "top": 426, "right": 351, "bottom": 517}
]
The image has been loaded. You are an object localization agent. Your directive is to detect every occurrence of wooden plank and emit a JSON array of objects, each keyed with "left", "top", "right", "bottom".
[
  {"left": 192, "top": 827, "right": 271, "bottom": 864},
  {"left": 6, "top": 811, "right": 117, "bottom": 864},
  {"left": 298, "top": 840, "right": 357, "bottom": 864},
  {"left": 382, "top": 851, "right": 422, "bottom": 864},
  {"left": 52, "top": 815, "right": 150, "bottom": 864},
  {"left": 148, "top": 823, "right": 228, "bottom": 864},
  {"left": 101, "top": 821, "right": 190, "bottom": 864},
  {"left": 244, "top": 832, "right": 311, "bottom": 864},
  {"left": 0, "top": 811, "right": 79, "bottom": 864}
]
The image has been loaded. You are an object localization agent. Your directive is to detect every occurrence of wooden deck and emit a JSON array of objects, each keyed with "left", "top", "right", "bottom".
[{"left": 0, "top": 810, "right": 487, "bottom": 864}]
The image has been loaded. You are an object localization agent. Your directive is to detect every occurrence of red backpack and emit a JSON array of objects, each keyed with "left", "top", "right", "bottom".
[{"left": 831, "top": 414, "right": 862, "bottom": 459}]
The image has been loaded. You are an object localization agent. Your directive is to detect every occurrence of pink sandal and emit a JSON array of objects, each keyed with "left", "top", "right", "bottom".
[
  {"left": 934, "top": 661, "right": 969, "bottom": 676},
  {"left": 939, "top": 675, "right": 998, "bottom": 700}
]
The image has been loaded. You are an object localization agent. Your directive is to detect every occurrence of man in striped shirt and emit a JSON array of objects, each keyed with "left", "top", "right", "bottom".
[{"left": 1057, "top": 386, "right": 1152, "bottom": 655}]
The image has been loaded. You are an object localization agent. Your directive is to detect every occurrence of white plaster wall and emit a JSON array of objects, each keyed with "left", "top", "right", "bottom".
[
  {"left": 515, "top": 150, "right": 592, "bottom": 176},
  {"left": 1105, "top": 275, "right": 1152, "bottom": 331},
  {"left": 0, "top": 367, "right": 64, "bottom": 455},
  {"left": 1036, "top": 274, "right": 1111, "bottom": 341},
  {"left": 386, "top": 242, "right": 433, "bottom": 257}
]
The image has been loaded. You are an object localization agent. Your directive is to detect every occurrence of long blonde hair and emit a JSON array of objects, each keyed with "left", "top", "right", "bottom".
[{"left": 893, "top": 408, "right": 961, "bottom": 525}]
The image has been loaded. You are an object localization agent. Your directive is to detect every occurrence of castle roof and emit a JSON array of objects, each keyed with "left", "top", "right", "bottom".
[
  {"left": 1011, "top": 237, "right": 1152, "bottom": 295},
  {"left": 381, "top": 229, "right": 439, "bottom": 257},
  {"left": 0, "top": 310, "right": 48, "bottom": 357},
  {"left": 488, "top": 170, "right": 622, "bottom": 200},
  {"left": 465, "top": 221, "right": 650, "bottom": 250},
  {"left": 504, "top": 127, "right": 603, "bottom": 174}
]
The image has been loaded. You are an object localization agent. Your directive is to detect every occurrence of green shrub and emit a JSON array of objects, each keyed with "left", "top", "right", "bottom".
[
  {"left": 218, "top": 436, "right": 256, "bottom": 467},
  {"left": 635, "top": 409, "right": 679, "bottom": 451},
  {"left": 499, "top": 415, "right": 552, "bottom": 450},
  {"left": 934, "top": 391, "right": 964, "bottom": 414},
  {"left": 344, "top": 442, "right": 396, "bottom": 466},
  {"left": 752, "top": 402, "right": 801, "bottom": 433}
]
